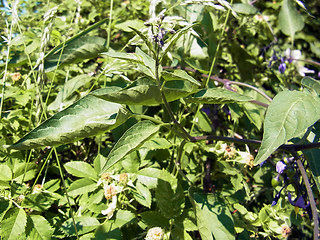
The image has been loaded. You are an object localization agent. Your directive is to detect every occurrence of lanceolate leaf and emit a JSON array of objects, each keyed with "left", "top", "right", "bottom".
[
  {"left": 102, "top": 51, "right": 143, "bottom": 64},
  {"left": 64, "top": 161, "right": 98, "bottom": 180},
  {"left": 162, "top": 70, "right": 201, "bottom": 86},
  {"left": 93, "top": 79, "right": 198, "bottom": 106},
  {"left": 1, "top": 208, "right": 27, "bottom": 240},
  {"left": 254, "top": 90, "right": 320, "bottom": 165},
  {"left": 44, "top": 36, "right": 106, "bottom": 72},
  {"left": 100, "top": 121, "right": 160, "bottom": 174},
  {"left": 192, "top": 192, "right": 235, "bottom": 240},
  {"left": 28, "top": 215, "right": 54, "bottom": 240},
  {"left": 185, "top": 88, "right": 253, "bottom": 104},
  {"left": 10, "top": 93, "right": 128, "bottom": 150},
  {"left": 279, "top": 0, "right": 304, "bottom": 39},
  {"left": 129, "top": 27, "right": 155, "bottom": 55}
]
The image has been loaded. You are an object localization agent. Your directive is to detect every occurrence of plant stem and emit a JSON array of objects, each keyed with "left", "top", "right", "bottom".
[
  {"left": 293, "top": 152, "right": 319, "bottom": 240},
  {"left": 106, "top": 0, "right": 114, "bottom": 51},
  {"left": 54, "top": 148, "right": 79, "bottom": 240},
  {"left": 201, "top": 0, "right": 233, "bottom": 88}
]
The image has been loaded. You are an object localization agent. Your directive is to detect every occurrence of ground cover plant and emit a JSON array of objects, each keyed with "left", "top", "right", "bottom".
[{"left": 0, "top": 0, "right": 320, "bottom": 239}]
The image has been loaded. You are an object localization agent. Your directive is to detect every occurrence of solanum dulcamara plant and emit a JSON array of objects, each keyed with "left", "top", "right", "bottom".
[{"left": 0, "top": 0, "right": 320, "bottom": 239}]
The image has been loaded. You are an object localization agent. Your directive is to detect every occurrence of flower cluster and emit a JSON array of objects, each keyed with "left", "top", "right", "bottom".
[
  {"left": 271, "top": 157, "right": 312, "bottom": 219},
  {"left": 145, "top": 227, "right": 165, "bottom": 240},
  {"left": 214, "top": 142, "right": 254, "bottom": 169},
  {"left": 98, "top": 172, "right": 130, "bottom": 219},
  {"left": 268, "top": 48, "right": 315, "bottom": 76}
]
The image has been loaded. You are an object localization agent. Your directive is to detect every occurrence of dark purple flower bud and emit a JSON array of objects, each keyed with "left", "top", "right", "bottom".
[
  {"left": 169, "top": 29, "right": 176, "bottom": 34},
  {"left": 279, "top": 62, "right": 286, "bottom": 74},
  {"left": 202, "top": 107, "right": 211, "bottom": 116},
  {"left": 159, "top": 39, "right": 164, "bottom": 47},
  {"left": 272, "top": 53, "right": 278, "bottom": 61},
  {"left": 276, "top": 161, "right": 286, "bottom": 174},
  {"left": 318, "top": 72, "right": 320, "bottom": 79},
  {"left": 272, "top": 186, "right": 285, "bottom": 206}
]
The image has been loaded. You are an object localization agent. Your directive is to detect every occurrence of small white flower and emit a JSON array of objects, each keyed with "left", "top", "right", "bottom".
[
  {"left": 145, "top": 227, "right": 164, "bottom": 240},
  {"left": 297, "top": 66, "right": 315, "bottom": 77},
  {"left": 101, "top": 195, "right": 117, "bottom": 219}
]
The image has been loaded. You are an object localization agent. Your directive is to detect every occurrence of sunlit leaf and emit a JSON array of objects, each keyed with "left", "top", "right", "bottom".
[
  {"left": 64, "top": 161, "right": 98, "bottom": 180},
  {"left": 162, "top": 70, "right": 201, "bottom": 86},
  {"left": 99, "top": 121, "right": 160, "bottom": 174},
  {"left": 93, "top": 79, "right": 198, "bottom": 106},
  {"left": 279, "top": 0, "right": 304, "bottom": 39},
  {"left": 102, "top": 51, "right": 143, "bottom": 64},
  {"left": 28, "top": 215, "right": 54, "bottom": 240},
  {"left": 185, "top": 88, "right": 253, "bottom": 104},
  {"left": 10, "top": 93, "right": 128, "bottom": 150},
  {"left": 192, "top": 192, "right": 235, "bottom": 240},
  {"left": 133, "top": 180, "right": 152, "bottom": 208},
  {"left": 254, "top": 90, "right": 320, "bottom": 165},
  {"left": 301, "top": 77, "right": 320, "bottom": 96},
  {"left": 44, "top": 36, "right": 106, "bottom": 72},
  {"left": 61, "top": 216, "right": 100, "bottom": 236},
  {"left": 1, "top": 208, "right": 27, "bottom": 240},
  {"left": 68, "top": 178, "right": 97, "bottom": 197}
]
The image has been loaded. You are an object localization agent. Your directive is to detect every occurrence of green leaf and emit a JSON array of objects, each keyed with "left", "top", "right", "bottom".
[
  {"left": 192, "top": 192, "right": 235, "bottom": 240},
  {"left": 1, "top": 208, "right": 27, "bottom": 240},
  {"left": 133, "top": 180, "right": 152, "bottom": 208},
  {"left": 232, "top": 3, "right": 258, "bottom": 15},
  {"left": 129, "top": 27, "right": 155, "bottom": 55},
  {"left": 0, "top": 164, "right": 12, "bottom": 181},
  {"left": 44, "top": 36, "right": 106, "bottom": 72},
  {"left": 140, "top": 211, "right": 170, "bottom": 229},
  {"left": 115, "top": 20, "right": 145, "bottom": 32},
  {"left": 48, "top": 74, "right": 94, "bottom": 111},
  {"left": 185, "top": 88, "right": 253, "bottom": 104},
  {"left": 22, "top": 193, "right": 56, "bottom": 212},
  {"left": 301, "top": 77, "right": 320, "bottom": 96},
  {"left": 161, "top": 24, "right": 196, "bottom": 61},
  {"left": 61, "top": 216, "right": 100, "bottom": 236},
  {"left": 254, "top": 90, "right": 320, "bottom": 165},
  {"left": 279, "top": 0, "right": 304, "bottom": 39},
  {"left": 155, "top": 179, "right": 185, "bottom": 219},
  {"left": 102, "top": 51, "right": 143, "bottom": 64},
  {"left": 64, "top": 161, "right": 98, "bottom": 180},
  {"left": 99, "top": 120, "right": 160, "bottom": 174},
  {"left": 162, "top": 70, "right": 201, "bottom": 86},
  {"left": 27, "top": 215, "right": 54, "bottom": 240},
  {"left": 10, "top": 93, "right": 127, "bottom": 150},
  {"left": 93, "top": 79, "right": 198, "bottom": 106},
  {"left": 68, "top": 178, "right": 97, "bottom": 197}
]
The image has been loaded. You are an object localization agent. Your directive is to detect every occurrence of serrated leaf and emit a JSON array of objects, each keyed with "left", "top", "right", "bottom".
[
  {"left": 44, "top": 36, "right": 106, "bottom": 72},
  {"left": 99, "top": 121, "right": 160, "bottom": 174},
  {"left": 254, "top": 90, "right": 320, "bottom": 165},
  {"left": 192, "top": 192, "right": 235, "bottom": 240},
  {"left": 141, "top": 137, "right": 172, "bottom": 150},
  {"left": 10, "top": 93, "right": 127, "bottom": 150},
  {"left": 137, "top": 168, "right": 177, "bottom": 189},
  {"left": 1, "top": 208, "right": 27, "bottom": 240},
  {"left": 301, "top": 77, "right": 320, "bottom": 96},
  {"left": 64, "top": 161, "right": 98, "bottom": 180},
  {"left": 48, "top": 74, "right": 94, "bottom": 111},
  {"left": 140, "top": 211, "right": 170, "bottom": 229},
  {"left": 102, "top": 51, "right": 143, "bottom": 64},
  {"left": 28, "top": 215, "right": 54, "bottom": 240},
  {"left": 93, "top": 79, "right": 198, "bottom": 106},
  {"left": 68, "top": 178, "right": 97, "bottom": 197},
  {"left": 22, "top": 193, "right": 56, "bottom": 212},
  {"left": 279, "top": 0, "right": 304, "bottom": 39},
  {"left": 133, "top": 181, "right": 152, "bottom": 208},
  {"left": 155, "top": 179, "right": 185, "bottom": 219},
  {"left": 162, "top": 70, "right": 201, "bottom": 86},
  {"left": 61, "top": 216, "right": 100, "bottom": 236},
  {"left": 185, "top": 88, "right": 253, "bottom": 104}
]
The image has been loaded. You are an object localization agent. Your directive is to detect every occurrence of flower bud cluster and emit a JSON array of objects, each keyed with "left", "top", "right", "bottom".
[
  {"left": 268, "top": 48, "right": 315, "bottom": 77},
  {"left": 214, "top": 142, "right": 254, "bottom": 169}
]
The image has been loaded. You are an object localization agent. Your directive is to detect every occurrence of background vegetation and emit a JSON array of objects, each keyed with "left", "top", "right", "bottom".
[{"left": 0, "top": 0, "right": 320, "bottom": 239}]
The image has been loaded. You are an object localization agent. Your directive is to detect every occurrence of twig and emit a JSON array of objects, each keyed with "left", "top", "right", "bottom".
[{"left": 290, "top": 150, "right": 319, "bottom": 240}]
